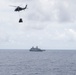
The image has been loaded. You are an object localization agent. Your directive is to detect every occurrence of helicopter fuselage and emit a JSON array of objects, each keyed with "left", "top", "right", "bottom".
[
  {"left": 15, "top": 7, "right": 25, "bottom": 12},
  {"left": 14, "top": 5, "right": 27, "bottom": 12}
]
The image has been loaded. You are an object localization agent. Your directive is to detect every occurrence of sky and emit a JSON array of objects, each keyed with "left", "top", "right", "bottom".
[{"left": 0, "top": 0, "right": 76, "bottom": 49}]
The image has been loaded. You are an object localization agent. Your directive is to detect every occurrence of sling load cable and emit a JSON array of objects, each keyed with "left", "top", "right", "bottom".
[{"left": 18, "top": 9, "right": 23, "bottom": 23}]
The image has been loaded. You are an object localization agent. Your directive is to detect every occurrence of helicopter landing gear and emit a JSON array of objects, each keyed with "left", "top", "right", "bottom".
[{"left": 19, "top": 18, "right": 23, "bottom": 23}]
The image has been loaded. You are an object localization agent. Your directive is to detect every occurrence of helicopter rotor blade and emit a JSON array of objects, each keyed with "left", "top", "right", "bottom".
[{"left": 9, "top": 5, "right": 18, "bottom": 7}]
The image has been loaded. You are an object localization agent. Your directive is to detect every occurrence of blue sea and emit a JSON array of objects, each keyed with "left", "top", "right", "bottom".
[{"left": 0, "top": 50, "right": 76, "bottom": 75}]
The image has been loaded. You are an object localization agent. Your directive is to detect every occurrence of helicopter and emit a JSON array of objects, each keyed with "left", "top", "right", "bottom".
[
  {"left": 15, "top": 5, "right": 27, "bottom": 12},
  {"left": 10, "top": 4, "right": 28, "bottom": 23},
  {"left": 10, "top": 5, "right": 27, "bottom": 12}
]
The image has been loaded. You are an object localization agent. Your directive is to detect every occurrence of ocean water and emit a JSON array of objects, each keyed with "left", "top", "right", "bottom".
[{"left": 0, "top": 50, "right": 76, "bottom": 75}]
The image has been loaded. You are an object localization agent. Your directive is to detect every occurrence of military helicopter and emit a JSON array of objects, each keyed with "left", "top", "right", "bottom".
[
  {"left": 15, "top": 5, "right": 27, "bottom": 12},
  {"left": 10, "top": 4, "right": 27, "bottom": 12},
  {"left": 10, "top": 4, "right": 28, "bottom": 23}
]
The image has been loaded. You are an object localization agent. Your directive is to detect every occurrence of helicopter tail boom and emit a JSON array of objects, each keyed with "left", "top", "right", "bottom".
[{"left": 24, "top": 5, "right": 27, "bottom": 9}]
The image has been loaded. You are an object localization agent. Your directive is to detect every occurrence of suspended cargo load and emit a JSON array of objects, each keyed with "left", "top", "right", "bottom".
[{"left": 19, "top": 18, "right": 23, "bottom": 23}]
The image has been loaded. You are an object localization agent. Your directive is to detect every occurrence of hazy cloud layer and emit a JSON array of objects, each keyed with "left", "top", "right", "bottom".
[
  {"left": 8, "top": 0, "right": 76, "bottom": 22},
  {"left": 0, "top": 0, "right": 76, "bottom": 49}
]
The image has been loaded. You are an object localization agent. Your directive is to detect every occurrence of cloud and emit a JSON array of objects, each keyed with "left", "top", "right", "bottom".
[
  {"left": 6, "top": 0, "right": 76, "bottom": 23},
  {"left": 0, "top": 0, "right": 76, "bottom": 49}
]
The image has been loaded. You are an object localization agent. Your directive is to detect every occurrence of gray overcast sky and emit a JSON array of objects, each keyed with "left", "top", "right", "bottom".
[{"left": 0, "top": 0, "right": 76, "bottom": 49}]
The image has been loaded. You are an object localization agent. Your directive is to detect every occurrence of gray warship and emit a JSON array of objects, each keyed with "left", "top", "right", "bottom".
[{"left": 29, "top": 46, "right": 45, "bottom": 52}]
